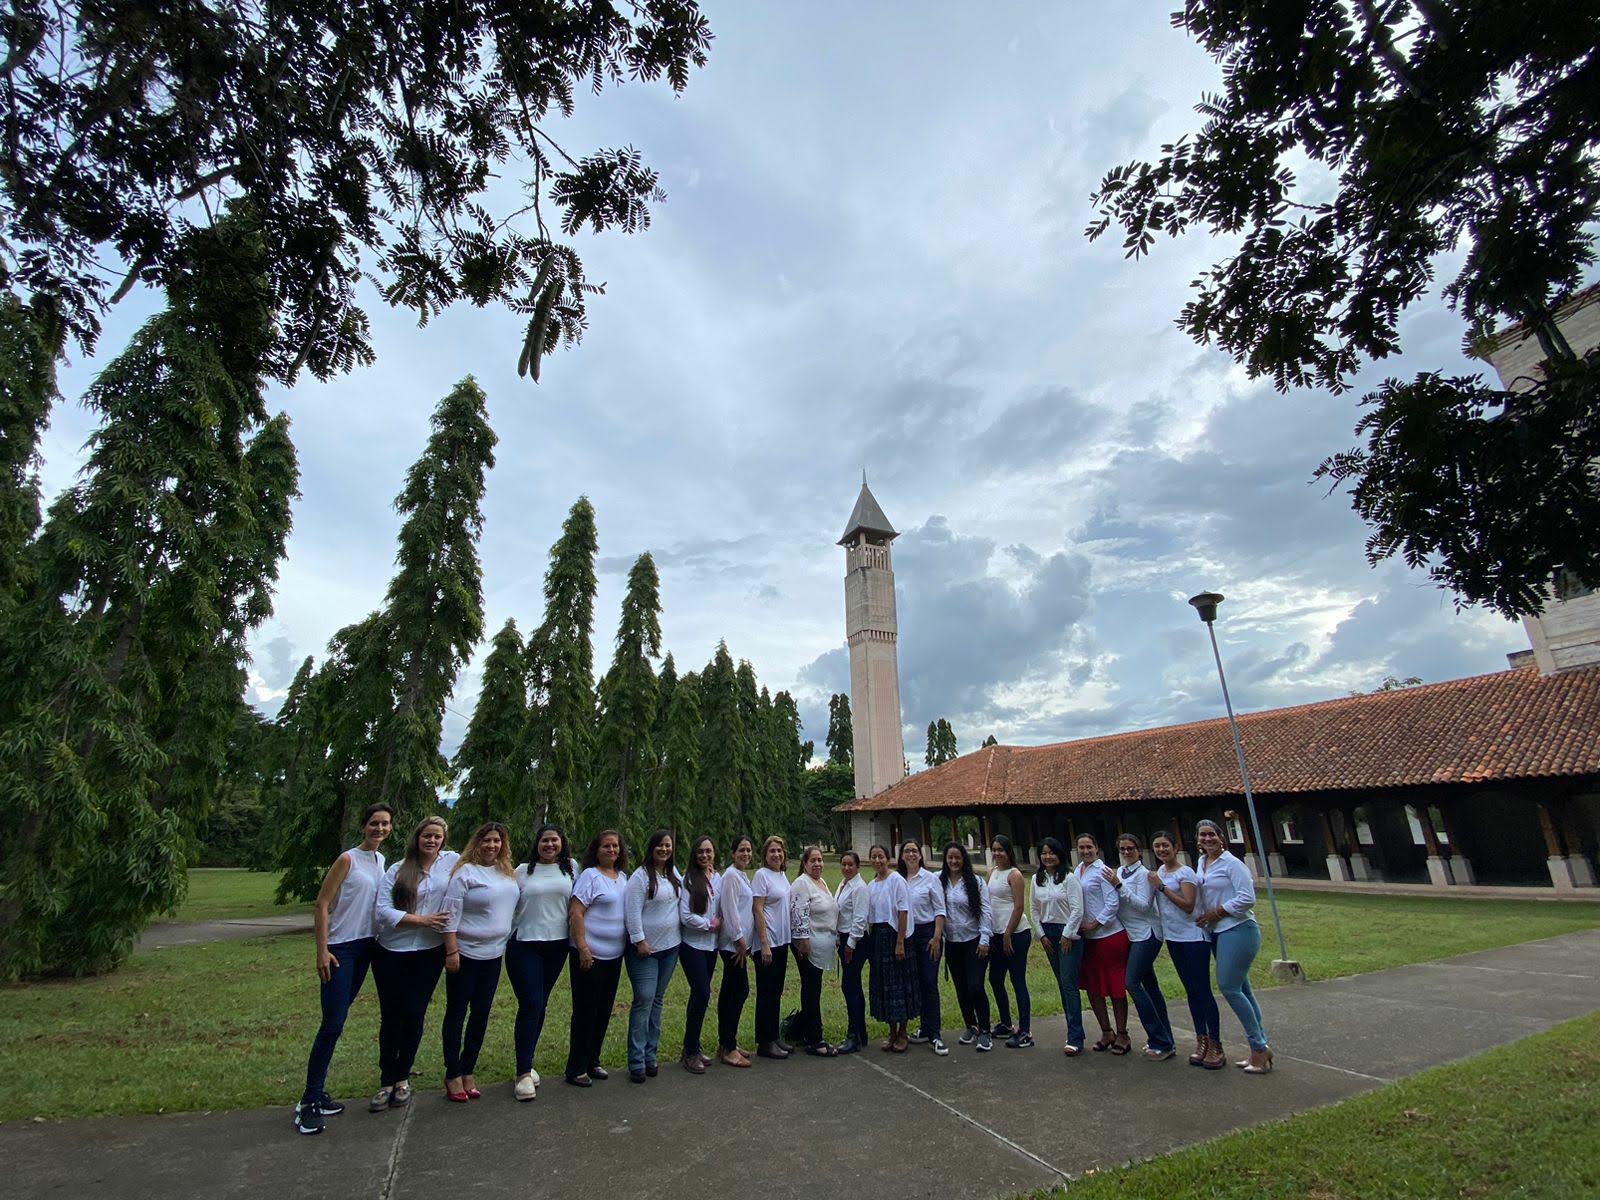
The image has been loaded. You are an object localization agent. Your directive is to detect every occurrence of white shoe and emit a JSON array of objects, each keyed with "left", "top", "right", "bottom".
[
  {"left": 514, "top": 1073, "right": 537, "bottom": 1102},
  {"left": 528, "top": 1069, "right": 541, "bottom": 1086}
]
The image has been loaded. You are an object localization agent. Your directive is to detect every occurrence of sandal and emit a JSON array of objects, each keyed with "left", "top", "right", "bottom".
[
  {"left": 805, "top": 1042, "right": 838, "bottom": 1057},
  {"left": 879, "top": 1038, "right": 895, "bottom": 1052},
  {"left": 1110, "top": 1033, "right": 1132, "bottom": 1056},
  {"left": 1092, "top": 1034, "right": 1115, "bottom": 1052},
  {"left": 891, "top": 1035, "right": 909, "bottom": 1053}
]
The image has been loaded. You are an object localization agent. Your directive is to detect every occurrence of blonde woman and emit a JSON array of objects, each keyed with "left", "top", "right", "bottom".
[
  {"left": 440, "top": 822, "right": 520, "bottom": 1102},
  {"left": 750, "top": 835, "right": 793, "bottom": 1059},
  {"left": 789, "top": 845, "right": 840, "bottom": 1055}
]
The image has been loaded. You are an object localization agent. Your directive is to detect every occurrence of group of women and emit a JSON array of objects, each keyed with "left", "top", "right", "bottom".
[{"left": 292, "top": 807, "right": 1272, "bottom": 1137}]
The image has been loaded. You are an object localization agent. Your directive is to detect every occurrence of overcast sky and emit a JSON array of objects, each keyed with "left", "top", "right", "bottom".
[{"left": 42, "top": 1, "right": 1526, "bottom": 766}]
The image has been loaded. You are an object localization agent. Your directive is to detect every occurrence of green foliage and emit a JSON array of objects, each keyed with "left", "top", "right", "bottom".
[
  {"left": 0, "top": 294, "right": 57, "bottom": 602},
  {"left": 982, "top": 733, "right": 999, "bottom": 747},
  {"left": 826, "top": 692, "right": 854, "bottom": 766},
  {"left": 804, "top": 760, "right": 857, "bottom": 848},
  {"left": 1087, "top": 1, "right": 1600, "bottom": 616},
  {"left": 2, "top": 1, "right": 713, "bottom": 382},
  {"left": 591, "top": 553, "right": 662, "bottom": 848},
  {"left": 696, "top": 641, "right": 751, "bottom": 850},
  {"left": 655, "top": 663, "right": 702, "bottom": 841},
  {"left": 924, "top": 717, "right": 958, "bottom": 766},
  {"left": 450, "top": 619, "right": 528, "bottom": 842},
  {"left": 193, "top": 703, "right": 281, "bottom": 869}
]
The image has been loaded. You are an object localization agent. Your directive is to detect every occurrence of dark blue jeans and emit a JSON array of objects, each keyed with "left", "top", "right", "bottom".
[
  {"left": 988, "top": 928, "right": 1032, "bottom": 1033},
  {"left": 946, "top": 938, "right": 990, "bottom": 1032},
  {"left": 372, "top": 944, "right": 445, "bottom": 1087},
  {"left": 1041, "top": 923, "right": 1085, "bottom": 1046},
  {"left": 566, "top": 952, "right": 623, "bottom": 1080},
  {"left": 1125, "top": 934, "right": 1175, "bottom": 1052},
  {"left": 304, "top": 936, "right": 374, "bottom": 1099},
  {"left": 909, "top": 922, "right": 942, "bottom": 1040},
  {"left": 840, "top": 938, "right": 868, "bottom": 1044},
  {"left": 441, "top": 954, "right": 502, "bottom": 1077},
  {"left": 1167, "top": 938, "right": 1218, "bottom": 1039},
  {"left": 753, "top": 941, "right": 789, "bottom": 1044},
  {"left": 505, "top": 937, "right": 569, "bottom": 1075},
  {"left": 679, "top": 945, "right": 716, "bottom": 1057},
  {"left": 716, "top": 949, "right": 751, "bottom": 1052}
]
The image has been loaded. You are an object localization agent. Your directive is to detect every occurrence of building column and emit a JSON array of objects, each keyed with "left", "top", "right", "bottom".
[
  {"left": 1319, "top": 810, "right": 1352, "bottom": 882},
  {"left": 1355, "top": 804, "right": 1392, "bottom": 882},
  {"left": 1415, "top": 803, "right": 1453, "bottom": 887},
  {"left": 1435, "top": 805, "right": 1476, "bottom": 886},
  {"left": 1537, "top": 802, "right": 1577, "bottom": 889},
  {"left": 918, "top": 810, "right": 932, "bottom": 853},
  {"left": 980, "top": 812, "right": 994, "bottom": 869},
  {"left": 1228, "top": 809, "right": 1263, "bottom": 879},
  {"left": 1560, "top": 803, "right": 1598, "bottom": 887},
  {"left": 1257, "top": 806, "right": 1287, "bottom": 877}
]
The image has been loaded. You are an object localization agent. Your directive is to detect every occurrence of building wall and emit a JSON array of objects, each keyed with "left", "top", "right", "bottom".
[{"left": 845, "top": 542, "right": 906, "bottom": 801}]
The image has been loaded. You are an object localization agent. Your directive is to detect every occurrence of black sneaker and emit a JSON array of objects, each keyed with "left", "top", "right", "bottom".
[
  {"left": 293, "top": 1100, "right": 325, "bottom": 1136},
  {"left": 976, "top": 1032, "right": 994, "bottom": 1052},
  {"left": 992, "top": 1022, "right": 1015, "bottom": 1039},
  {"left": 930, "top": 1037, "right": 949, "bottom": 1056},
  {"left": 958, "top": 1026, "right": 978, "bottom": 1045},
  {"left": 315, "top": 1092, "right": 345, "bottom": 1116},
  {"left": 1006, "top": 1031, "right": 1034, "bottom": 1049},
  {"left": 908, "top": 1030, "right": 931, "bottom": 1044}
]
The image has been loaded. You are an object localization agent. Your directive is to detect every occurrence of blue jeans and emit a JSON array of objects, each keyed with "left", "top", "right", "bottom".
[
  {"left": 505, "top": 937, "right": 569, "bottom": 1075},
  {"left": 1041, "top": 923, "right": 1085, "bottom": 1047},
  {"left": 840, "top": 938, "right": 868, "bottom": 1044},
  {"left": 625, "top": 943, "right": 680, "bottom": 1071},
  {"left": 1212, "top": 921, "right": 1267, "bottom": 1051},
  {"left": 441, "top": 954, "right": 502, "bottom": 1077},
  {"left": 1125, "top": 934, "right": 1174, "bottom": 1052},
  {"left": 988, "top": 928, "right": 1032, "bottom": 1033},
  {"left": 909, "top": 922, "right": 942, "bottom": 1040},
  {"left": 304, "top": 937, "right": 373, "bottom": 1099},
  {"left": 372, "top": 944, "right": 444, "bottom": 1086},
  {"left": 1168, "top": 938, "right": 1219, "bottom": 1039}
]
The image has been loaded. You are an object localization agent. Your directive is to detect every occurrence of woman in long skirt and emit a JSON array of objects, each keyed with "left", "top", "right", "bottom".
[{"left": 865, "top": 844, "right": 918, "bottom": 1052}]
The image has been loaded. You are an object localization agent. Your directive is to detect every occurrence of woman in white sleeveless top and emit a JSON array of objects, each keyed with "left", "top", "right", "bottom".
[{"left": 985, "top": 834, "right": 1033, "bottom": 1048}]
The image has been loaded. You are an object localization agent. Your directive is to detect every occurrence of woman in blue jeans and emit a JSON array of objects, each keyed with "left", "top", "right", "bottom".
[
  {"left": 623, "top": 829, "right": 683, "bottom": 1082},
  {"left": 1029, "top": 837, "right": 1085, "bottom": 1054},
  {"left": 1148, "top": 831, "right": 1216, "bottom": 1067},
  {"left": 1112, "top": 833, "right": 1175, "bottom": 1060},
  {"left": 1194, "top": 819, "right": 1272, "bottom": 1073},
  {"left": 506, "top": 823, "right": 578, "bottom": 1101},
  {"left": 296, "top": 801, "right": 393, "bottom": 1136}
]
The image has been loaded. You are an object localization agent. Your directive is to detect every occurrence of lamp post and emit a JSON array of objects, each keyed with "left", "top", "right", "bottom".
[{"left": 1187, "top": 591, "right": 1303, "bottom": 982}]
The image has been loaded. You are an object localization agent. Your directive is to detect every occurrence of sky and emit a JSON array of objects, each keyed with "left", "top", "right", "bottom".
[{"left": 40, "top": 1, "right": 1528, "bottom": 767}]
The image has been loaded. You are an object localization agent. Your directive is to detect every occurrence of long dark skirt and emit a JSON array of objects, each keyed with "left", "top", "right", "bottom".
[{"left": 868, "top": 922, "right": 920, "bottom": 1023}]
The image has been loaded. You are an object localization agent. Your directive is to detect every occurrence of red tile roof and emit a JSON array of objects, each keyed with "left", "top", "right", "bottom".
[{"left": 839, "top": 665, "right": 1600, "bottom": 812}]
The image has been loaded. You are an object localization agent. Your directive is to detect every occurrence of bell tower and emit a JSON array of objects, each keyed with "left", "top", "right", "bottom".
[{"left": 840, "top": 474, "right": 905, "bottom": 849}]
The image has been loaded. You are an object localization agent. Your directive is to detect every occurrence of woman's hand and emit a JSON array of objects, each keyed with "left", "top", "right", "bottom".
[
  {"left": 1145, "top": 870, "right": 1162, "bottom": 890},
  {"left": 709, "top": 916, "right": 720, "bottom": 932},
  {"left": 1082, "top": 918, "right": 1101, "bottom": 934},
  {"left": 894, "top": 938, "right": 906, "bottom": 961},
  {"left": 444, "top": 949, "right": 461, "bottom": 975},
  {"left": 795, "top": 937, "right": 811, "bottom": 960},
  {"left": 759, "top": 945, "right": 772, "bottom": 966},
  {"left": 1101, "top": 864, "right": 1120, "bottom": 887},
  {"left": 841, "top": 945, "right": 853, "bottom": 964},
  {"left": 636, "top": 939, "right": 653, "bottom": 958},
  {"left": 317, "top": 947, "right": 339, "bottom": 983},
  {"left": 1002, "top": 932, "right": 1013, "bottom": 956},
  {"left": 578, "top": 945, "right": 595, "bottom": 971},
  {"left": 977, "top": 942, "right": 990, "bottom": 959},
  {"left": 929, "top": 937, "right": 943, "bottom": 964},
  {"left": 1039, "top": 935, "right": 1055, "bottom": 957},
  {"left": 734, "top": 940, "right": 749, "bottom": 967}
]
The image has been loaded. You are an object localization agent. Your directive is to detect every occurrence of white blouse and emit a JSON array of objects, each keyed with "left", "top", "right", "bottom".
[
  {"left": 718, "top": 866, "right": 754, "bottom": 953},
  {"left": 1028, "top": 870, "right": 1084, "bottom": 939},
  {"left": 986, "top": 866, "right": 1025, "bottom": 935},
  {"left": 570, "top": 868, "right": 628, "bottom": 960},
  {"left": 512, "top": 858, "right": 580, "bottom": 943},
  {"left": 1075, "top": 860, "right": 1124, "bottom": 940},
  {"left": 903, "top": 866, "right": 947, "bottom": 928},
  {"left": 624, "top": 866, "right": 684, "bottom": 952},
  {"left": 1196, "top": 851, "right": 1257, "bottom": 936},
  {"left": 1113, "top": 859, "right": 1163, "bottom": 942},
  {"left": 941, "top": 872, "right": 992, "bottom": 946},
  {"left": 679, "top": 870, "right": 721, "bottom": 951},
  {"left": 375, "top": 850, "right": 459, "bottom": 952},
  {"left": 1154, "top": 863, "right": 1205, "bottom": 943},
  {"left": 442, "top": 862, "right": 520, "bottom": 960},
  {"left": 834, "top": 873, "right": 870, "bottom": 950},
  {"left": 327, "top": 847, "right": 386, "bottom": 945},
  {"left": 789, "top": 873, "right": 839, "bottom": 970},
  {"left": 867, "top": 872, "right": 911, "bottom": 926},
  {"left": 751, "top": 866, "right": 792, "bottom": 948}
]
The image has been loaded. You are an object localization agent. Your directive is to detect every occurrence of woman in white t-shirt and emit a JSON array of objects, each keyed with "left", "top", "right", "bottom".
[
  {"left": 867, "top": 843, "right": 918, "bottom": 1052},
  {"left": 789, "top": 845, "right": 839, "bottom": 1055},
  {"left": 565, "top": 829, "right": 629, "bottom": 1087},
  {"left": 441, "top": 822, "right": 520, "bottom": 1102},
  {"left": 716, "top": 835, "right": 757, "bottom": 1068},
  {"left": 296, "top": 801, "right": 392, "bottom": 1136},
  {"left": 1111, "top": 832, "right": 1174, "bottom": 1060},
  {"left": 834, "top": 850, "right": 870, "bottom": 1054},
  {"left": 623, "top": 829, "right": 683, "bottom": 1082},
  {"left": 506, "top": 823, "right": 578, "bottom": 1101},
  {"left": 750, "top": 835, "right": 793, "bottom": 1060},
  {"left": 677, "top": 835, "right": 721, "bottom": 1072},
  {"left": 1148, "top": 830, "right": 1213, "bottom": 1067}
]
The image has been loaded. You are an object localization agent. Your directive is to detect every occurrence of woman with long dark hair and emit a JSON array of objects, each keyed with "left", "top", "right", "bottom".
[
  {"left": 624, "top": 829, "right": 683, "bottom": 1083},
  {"left": 716, "top": 835, "right": 756, "bottom": 1068},
  {"left": 1112, "top": 832, "right": 1174, "bottom": 1060},
  {"left": 507, "top": 823, "right": 578, "bottom": 1101},
  {"left": 750, "top": 835, "right": 793, "bottom": 1060},
  {"left": 1030, "top": 836, "right": 1085, "bottom": 1055},
  {"left": 1194, "top": 818, "right": 1272, "bottom": 1073},
  {"left": 834, "top": 850, "right": 870, "bottom": 1054},
  {"left": 1148, "top": 830, "right": 1212, "bottom": 1067},
  {"left": 985, "top": 834, "right": 1033, "bottom": 1049},
  {"left": 789, "top": 845, "right": 839, "bottom": 1055},
  {"left": 867, "top": 843, "right": 917, "bottom": 1052},
  {"left": 1075, "top": 832, "right": 1131, "bottom": 1055},
  {"left": 896, "top": 839, "right": 948, "bottom": 1055},
  {"left": 372, "top": 815, "right": 457, "bottom": 1112},
  {"left": 295, "top": 801, "right": 393, "bottom": 1136},
  {"left": 565, "top": 830, "right": 629, "bottom": 1087},
  {"left": 677, "top": 835, "right": 721, "bottom": 1073},
  {"left": 441, "top": 821, "right": 519, "bottom": 1102},
  {"left": 939, "top": 842, "right": 993, "bottom": 1052}
]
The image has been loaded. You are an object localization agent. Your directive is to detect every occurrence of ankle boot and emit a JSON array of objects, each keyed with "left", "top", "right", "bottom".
[
  {"left": 1188, "top": 1034, "right": 1209, "bottom": 1066},
  {"left": 1201, "top": 1037, "right": 1226, "bottom": 1070}
]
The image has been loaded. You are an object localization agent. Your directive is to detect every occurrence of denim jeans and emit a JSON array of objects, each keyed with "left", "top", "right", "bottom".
[
  {"left": 441, "top": 953, "right": 502, "bottom": 1077},
  {"left": 304, "top": 936, "right": 374, "bottom": 1099},
  {"left": 505, "top": 937, "right": 569, "bottom": 1075},
  {"left": 1125, "top": 934, "right": 1174, "bottom": 1052},
  {"left": 679, "top": 944, "right": 716, "bottom": 1057},
  {"left": 945, "top": 938, "right": 990, "bottom": 1032},
  {"left": 625, "top": 942, "right": 680, "bottom": 1071},
  {"left": 753, "top": 940, "right": 789, "bottom": 1044},
  {"left": 372, "top": 944, "right": 444, "bottom": 1087},
  {"left": 717, "top": 949, "right": 751, "bottom": 1051},
  {"left": 839, "top": 938, "right": 868, "bottom": 1044},
  {"left": 1167, "top": 938, "right": 1219, "bottom": 1039},
  {"left": 566, "top": 952, "right": 623, "bottom": 1080},
  {"left": 988, "top": 927, "right": 1032, "bottom": 1032},
  {"left": 1212, "top": 921, "right": 1268, "bottom": 1051},
  {"left": 1040, "top": 923, "right": 1085, "bottom": 1047},
  {"left": 909, "top": 922, "right": 942, "bottom": 1040}
]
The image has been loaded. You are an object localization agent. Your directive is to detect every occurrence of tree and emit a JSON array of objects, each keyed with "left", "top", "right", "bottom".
[
  {"left": 0, "top": 295, "right": 57, "bottom": 602},
  {"left": 451, "top": 619, "right": 529, "bottom": 838},
  {"left": 924, "top": 718, "right": 958, "bottom": 767},
  {"left": 2, "top": 2, "right": 713, "bottom": 383},
  {"left": 982, "top": 734, "right": 999, "bottom": 748},
  {"left": 826, "top": 693, "right": 854, "bottom": 767},
  {"left": 1087, "top": 2, "right": 1600, "bottom": 616},
  {"left": 591, "top": 553, "right": 663, "bottom": 846},
  {"left": 804, "top": 760, "right": 856, "bottom": 849},
  {"left": 655, "top": 666, "right": 702, "bottom": 842},
  {"left": 1350, "top": 674, "right": 1424, "bottom": 697},
  {"left": 696, "top": 641, "right": 751, "bottom": 849}
]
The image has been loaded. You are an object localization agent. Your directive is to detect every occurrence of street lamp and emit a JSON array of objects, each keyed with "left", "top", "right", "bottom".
[{"left": 1187, "top": 591, "right": 1302, "bottom": 982}]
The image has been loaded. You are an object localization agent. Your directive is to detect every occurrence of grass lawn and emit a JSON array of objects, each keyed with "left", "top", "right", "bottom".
[
  {"left": 1044, "top": 1009, "right": 1600, "bottom": 1199},
  {"left": 3, "top": 881, "right": 1596, "bottom": 1122},
  {"left": 168, "top": 868, "right": 307, "bottom": 923}
]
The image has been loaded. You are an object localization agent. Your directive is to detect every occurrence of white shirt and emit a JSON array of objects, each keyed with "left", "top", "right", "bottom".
[
  {"left": 867, "top": 872, "right": 911, "bottom": 926},
  {"left": 834, "top": 873, "right": 869, "bottom": 950},
  {"left": 986, "top": 866, "right": 1025, "bottom": 935},
  {"left": 903, "top": 866, "right": 947, "bottom": 928},
  {"left": 570, "top": 868, "right": 628, "bottom": 960},
  {"left": 512, "top": 859, "right": 580, "bottom": 943},
  {"left": 679, "top": 870, "right": 721, "bottom": 951},
  {"left": 1196, "top": 851, "right": 1257, "bottom": 936},
  {"left": 442, "top": 862, "right": 520, "bottom": 960},
  {"left": 789, "top": 873, "right": 839, "bottom": 970},
  {"left": 1154, "top": 863, "right": 1205, "bottom": 943},
  {"left": 751, "top": 866, "right": 792, "bottom": 948},
  {"left": 941, "top": 872, "right": 992, "bottom": 946},
  {"left": 1075, "top": 860, "right": 1124, "bottom": 940},
  {"left": 624, "top": 866, "right": 683, "bottom": 952},
  {"left": 375, "top": 850, "right": 459, "bottom": 952},
  {"left": 1113, "top": 859, "right": 1163, "bottom": 942},
  {"left": 718, "top": 867, "right": 753, "bottom": 952},
  {"left": 1029, "top": 870, "right": 1084, "bottom": 939},
  {"left": 327, "top": 847, "right": 385, "bottom": 945}
]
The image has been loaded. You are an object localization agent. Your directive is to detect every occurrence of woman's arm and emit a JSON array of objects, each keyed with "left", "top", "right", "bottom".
[
  {"left": 790, "top": 882, "right": 813, "bottom": 955},
  {"left": 894, "top": 903, "right": 908, "bottom": 960},
  {"left": 1156, "top": 872, "right": 1198, "bottom": 914},
  {"left": 569, "top": 895, "right": 593, "bottom": 970},
  {"left": 312, "top": 854, "right": 351, "bottom": 981},
  {"left": 1064, "top": 875, "right": 1084, "bottom": 941},
  {"left": 624, "top": 871, "right": 652, "bottom": 957},
  {"left": 977, "top": 882, "right": 993, "bottom": 955},
  {"left": 751, "top": 893, "right": 772, "bottom": 963}
]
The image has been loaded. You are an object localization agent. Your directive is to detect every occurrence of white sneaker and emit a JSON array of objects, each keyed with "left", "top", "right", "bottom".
[
  {"left": 930, "top": 1037, "right": 949, "bottom": 1056},
  {"left": 528, "top": 1069, "right": 541, "bottom": 1086},
  {"left": 514, "top": 1073, "right": 537, "bottom": 1102}
]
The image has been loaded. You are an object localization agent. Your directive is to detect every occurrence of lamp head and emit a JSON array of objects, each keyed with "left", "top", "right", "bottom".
[{"left": 1188, "top": 591, "right": 1224, "bottom": 623}]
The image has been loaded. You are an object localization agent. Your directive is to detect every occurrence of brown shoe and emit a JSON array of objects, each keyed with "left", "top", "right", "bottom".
[
  {"left": 1243, "top": 1048, "right": 1274, "bottom": 1075},
  {"left": 1188, "top": 1035, "right": 1209, "bottom": 1066},
  {"left": 719, "top": 1049, "right": 751, "bottom": 1068},
  {"left": 683, "top": 1054, "right": 706, "bottom": 1075},
  {"left": 1201, "top": 1039, "right": 1226, "bottom": 1071}
]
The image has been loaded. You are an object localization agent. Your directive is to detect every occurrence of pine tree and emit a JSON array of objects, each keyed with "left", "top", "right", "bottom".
[
  {"left": 451, "top": 619, "right": 529, "bottom": 838},
  {"left": 770, "top": 690, "right": 810, "bottom": 844},
  {"left": 697, "top": 641, "right": 749, "bottom": 850},
  {"left": 591, "top": 553, "right": 662, "bottom": 847},
  {"left": 826, "top": 693, "right": 854, "bottom": 766},
  {"left": 926, "top": 718, "right": 958, "bottom": 767},
  {"left": 982, "top": 734, "right": 999, "bottom": 747},
  {"left": 0, "top": 295, "right": 57, "bottom": 604},
  {"left": 657, "top": 667, "right": 702, "bottom": 841},
  {"left": 525, "top": 497, "right": 598, "bottom": 832},
  {"left": 735, "top": 661, "right": 768, "bottom": 835}
]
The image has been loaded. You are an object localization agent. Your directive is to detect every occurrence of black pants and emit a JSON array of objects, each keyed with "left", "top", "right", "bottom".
[
  {"left": 840, "top": 938, "right": 868, "bottom": 1044},
  {"left": 565, "top": 952, "right": 623, "bottom": 1081},
  {"left": 988, "top": 928, "right": 1032, "bottom": 1032},
  {"left": 373, "top": 944, "right": 445, "bottom": 1087},
  {"left": 753, "top": 941, "right": 790, "bottom": 1044},
  {"left": 795, "top": 952, "right": 825, "bottom": 1045},
  {"left": 441, "top": 954, "right": 502, "bottom": 1077},
  {"left": 717, "top": 949, "right": 750, "bottom": 1051},
  {"left": 505, "top": 937, "right": 569, "bottom": 1075},
  {"left": 909, "top": 922, "right": 942, "bottom": 1039},
  {"left": 679, "top": 944, "right": 716, "bottom": 1057},
  {"left": 946, "top": 938, "right": 990, "bottom": 1033}
]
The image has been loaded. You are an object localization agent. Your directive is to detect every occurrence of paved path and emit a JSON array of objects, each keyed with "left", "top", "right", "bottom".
[
  {"left": 138, "top": 913, "right": 313, "bottom": 949},
  {"left": 7, "top": 930, "right": 1598, "bottom": 1199}
]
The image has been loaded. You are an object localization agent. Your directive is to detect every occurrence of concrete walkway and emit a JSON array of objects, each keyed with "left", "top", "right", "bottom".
[
  {"left": 138, "top": 913, "right": 313, "bottom": 950},
  {"left": 7, "top": 930, "right": 1598, "bottom": 1199}
]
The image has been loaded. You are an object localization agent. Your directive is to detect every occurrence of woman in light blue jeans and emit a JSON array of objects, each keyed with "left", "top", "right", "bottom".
[
  {"left": 1194, "top": 818, "right": 1272, "bottom": 1073},
  {"left": 623, "top": 829, "right": 683, "bottom": 1082}
]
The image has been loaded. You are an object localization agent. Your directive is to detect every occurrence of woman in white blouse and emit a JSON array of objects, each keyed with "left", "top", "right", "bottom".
[
  {"left": 441, "top": 822, "right": 520, "bottom": 1102},
  {"left": 1030, "top": 837, "right": 1085, "bottom": 1055},
  {"left": 867, "top": 844, "right": 918, "bottom": 1052},
  {"left": 750, "top": 835, "right": 793, "bottom": 1060},
  {"left": 506, "top": 823, "right": 578, "bottom": 1100},
  {"left": 565, "top": 829, "right": 629, "bottom": 1087},
  {"left": 716, "top": 835, "right": 756, "bottom": 1068},
  {"left": 678, "top": 835, "right": 721, "bottom": 1073},
  {"left": 834, "top": 850, "right": 870, "bottom": 1054},
  {"left": 1194, "top": 818, "right": 1271, "bottom": 1073},
  {"left": 896, "top": 839, "right": 948, "bottom": 1055},
  {"left": 1111, "top": 832, "right": 1175, "bottom": 1060},
  {"left": 1075, "top": 833, "right": 1132, "bottom": 1055},
  {"left": 623, "top": 829, "right": 683, "bottom": 1083},
  {"left": 371, "top": 815, "right": 457, "bottom": 1112},
  {"left": 986, "top": 834, "right": 1033, "bottom": 1049},
  {"left": 789, "top": 845, "right": 840, "bottom": 1055},
  {"left": 939, "top": 842, "right": 993, "bottom": 1051},
  {"left": 1147, "top": 830, "right": 1214, "bottom": 1067}
]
